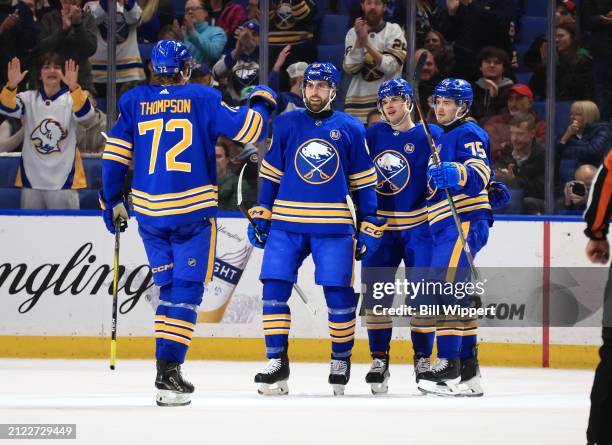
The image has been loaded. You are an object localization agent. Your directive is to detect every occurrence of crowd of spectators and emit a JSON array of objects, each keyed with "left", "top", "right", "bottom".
[{"left": 0, "top": 0, "right": 611, "bottom": 213}]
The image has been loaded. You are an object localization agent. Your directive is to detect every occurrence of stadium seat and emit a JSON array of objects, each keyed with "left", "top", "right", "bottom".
[
  {"left": 559, "top": 158, "right": 578, "bottom": 184},
  {"left": 319, "top": 14, "right": 349, "bottom": 45},
  {"left": 139, "top": 43, "right": 155, "bottom": 62},
  {"left": 555, "top": 101, "right": 573, "bottom": 137},
  {"left": 96, "top": 97, "right": 106, "bottom": 113},
  {"left": 171, "top": 0, "right": 185, "bottom": 18},
  {"left": 0, "top": 188, "right": 20, "bottom": 209},
  {"left": 515, "top": 72, "right": 531, "bottom": 85},
  {"left": 317, "top": 44, "right": 345, "bottom": 73},
  {"left": 0, "top": 156, "right": 20, "bottom": 188},
  {"left": 524, "top": 1, "right": 547, "bottom": 16},
  {"left": 518, "top": 16, "right": 545, "bottom": 45},
  {"left": 79, "top": 189, "right": 101, "bottom": 210},
  {"left": 83, "top": 158, "right": 103, "bottom": 190}
]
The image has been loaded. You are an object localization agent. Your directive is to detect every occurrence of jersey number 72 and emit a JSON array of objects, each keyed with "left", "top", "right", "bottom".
[{"left": 138, "top": 118, "right": 193, "bottom": 174}]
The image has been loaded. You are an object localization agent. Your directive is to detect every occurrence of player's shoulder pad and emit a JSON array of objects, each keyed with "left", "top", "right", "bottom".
[{"left": 456, "top": 120, "right": 488, "bottom": 141}]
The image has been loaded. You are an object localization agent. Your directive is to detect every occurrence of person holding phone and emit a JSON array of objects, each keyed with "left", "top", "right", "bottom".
[{"left": 563, "top": 164, "right": 597, "bottom": 211}]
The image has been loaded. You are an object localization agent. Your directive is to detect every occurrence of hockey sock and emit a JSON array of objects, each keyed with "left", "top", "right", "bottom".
[
  {"left": 324, "top": 286, "right": 357, "bottom": 360},
  {"left": 366, "top": 318, "right": 392, "bottom": 355},
  {"left": 410, "top": 330, "right": 435, "bottom": 358},
  {"left": 460, "top": 327, "right": 478, "bottom": 359},
  {"left": 154, "top": 285, "right": 171, "bottom": 360},
  {"left": 262, "top": 279, "right": 293, "bottom": 359},
  {"left": 436, "top": 328, "right": 462, "bottom": 360},
  {"left": 154, "top": 280, "right": 201, "bottom": 364}
]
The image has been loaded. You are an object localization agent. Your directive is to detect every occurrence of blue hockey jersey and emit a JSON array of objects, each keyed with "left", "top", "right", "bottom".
[
  {"left": 426, "top": 120, "right": 493, "bottom": 231},
  {"left": 101, "top": 84, "right": 270, "bottom": 227},
  {"left": 366, "top": 122, "right": 443, "bottom": 231},
  {"left": 258, "top": 109, "right": 378, "bottom": 235}
]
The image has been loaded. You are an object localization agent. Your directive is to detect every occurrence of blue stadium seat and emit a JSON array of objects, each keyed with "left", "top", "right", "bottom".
[
  {"left": 559, "top": 158, "right": 578, "bottom": 184},
  {"left": 515, "top": 42, "right": 532, "bottom": 72},
  {"left": 525, "top": 1, "right": 547, "bottom": 16},
  {"left": 0, "top": 156, "right": 20, "bottom": 188},
  {"left": 319, "top": 14, "right": 349, "bottom": 45},
  {"left": 317, "top": 44, "right": 345, "bottom": 72},
  {"left": 515, "top": 72, "right": 531, "bottom": 85},
  {"left": 139, "top": 43, "right": 155, "bottom": 61},
  {"left": 533, "top": 100, "right": 545, "bottom": 119},
  {"left": 83, "top": 158, "right": 102, "bottom": 190},
  {"left": 0, "top": 188, "right": 20, "bottom": 209},
  {"left": 519, "top": 16, "right": 546, "bottom": 44},
  {"left": 554, "top": 100, "right": 573, "bottom": 138},
  {"left": 96, "top": 97, "right": 106, "bottom": 113},
  {"left": 79, "top": 189, "right": 101, "bottom": 210},
  {"left": 171, "top": 0, "right": 185, "bottom": 17}
]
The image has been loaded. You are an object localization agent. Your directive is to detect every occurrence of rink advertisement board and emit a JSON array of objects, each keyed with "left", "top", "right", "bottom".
[{"left": 0, "top": 214, "right": 605, "bottom": 367}]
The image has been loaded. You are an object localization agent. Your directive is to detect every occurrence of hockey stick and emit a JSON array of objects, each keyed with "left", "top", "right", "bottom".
[
  {"left": 346, "top": 194, "right": 367, "bottom": 259},
  {"left": 411, "top": 52, "right": 479, "bottom": 281},
  {"left": 237, "top": 164, "right": 316, "bottom": 315},
  {"left": 110, "top": 218, "right": 121, "bottom": 370}
]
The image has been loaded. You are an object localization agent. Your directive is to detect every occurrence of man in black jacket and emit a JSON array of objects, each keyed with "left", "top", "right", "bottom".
[
  {"left": 0, "top": 0, "right": 39, "bottom": 88},
  {"left": 493, "top": 112, "right": 545, "bottom": 213},
  {"left": 37, "top": 0, "right": 97, "bottom": 92},
  {"left": 439, "top": 0, "right": 514, "bottom": 82}
]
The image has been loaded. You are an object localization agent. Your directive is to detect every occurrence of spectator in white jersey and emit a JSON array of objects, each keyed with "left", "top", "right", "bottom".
[
  {"left": 0, "top": 54, "right": 94, "bottom": 209},
  {"left": 343, "top": 0, "right": 407, "bottom": 123}
]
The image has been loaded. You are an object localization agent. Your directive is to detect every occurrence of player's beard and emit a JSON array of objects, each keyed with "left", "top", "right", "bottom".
[{"left": 305, "top": 93, "right": 332, "bottom": 113}]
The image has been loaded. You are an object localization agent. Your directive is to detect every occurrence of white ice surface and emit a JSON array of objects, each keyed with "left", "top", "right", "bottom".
[{"left": 0, "top": 359, "right": 594, "bottom": 445}]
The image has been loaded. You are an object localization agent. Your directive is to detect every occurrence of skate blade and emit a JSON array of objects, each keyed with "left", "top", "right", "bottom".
[
  {"left": 370, "top": 381, "right": 389, "bottom": 395},
  {"left": 156, "top": 389, "right": 191, "bottom": 407},
  {"left": 456, "top": 378, "right": 484, "bottom": 397},
  {"left": 332, "top": 384, "right": 345, "bottom": 396},
  {"left": 417, "top": 377, "right": 461, "bottom": 397},
  {"left": 257, "top": 380, "right": 289, "bottom": 396}
]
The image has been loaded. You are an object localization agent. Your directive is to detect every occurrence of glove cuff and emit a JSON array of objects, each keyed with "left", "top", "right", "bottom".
[
  {"left": 248, "top": 205, "right": 272, "bottom": 220},
  {"left": 98, "top": 191, "right": 123, "bottom": 211},
  {"left": 360, "top": 217, "right": 387, "bottom": 238},
  {"left": 452, "top": 162, "right": 468, "bottom": 187}
]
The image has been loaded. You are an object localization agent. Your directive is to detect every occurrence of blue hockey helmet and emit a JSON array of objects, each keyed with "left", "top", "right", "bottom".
[
  {"left": 151, "top": 40, "right": 191, "bottom": 75},
  {"left": 302, "top": 62, "right": 340, "bottom": 90},
  {"left": 433, "top": 78, "right": 473, "bottom": 110},
  {"left": 378, "top": 78, "right": 413, "bottom": 103}
]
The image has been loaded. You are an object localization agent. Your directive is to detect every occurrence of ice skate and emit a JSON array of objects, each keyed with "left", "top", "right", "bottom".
[
  {"left": 155, "top": 360, "right": 194, "bottom": 407},
  {"left": 417, "top": 357, "right": 462, "bottom": 397},
  {"left": 365, "top": 354, "right": 389, "bottom": 395},
  {"left": 254, "top": 352, "right": 289, "bottom": 396},
  {"left": 457, "top": 356, "right": 484, "bottom": 397},
  {"left": 414, "top": 355, "right": 431, "bottom": 394},
  {"left": 329, "top": 357, "right": 351, "bottom": 396}
]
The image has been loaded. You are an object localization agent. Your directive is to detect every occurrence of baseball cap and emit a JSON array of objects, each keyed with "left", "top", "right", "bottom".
[
  {"left": 286, "top": 61, "right": 308, "bottom": 79},
  {"left": 192, "top": 62, "right": 210, "bottom": 77},
  {"left": 509, "top": 84, "right": 534, "bottom": 101},
  {"left": 243, "top": 19, "right": 260, "bottom": 34},
  {"left": 558, "top": 0, "right": 576, "bottom": 11}
]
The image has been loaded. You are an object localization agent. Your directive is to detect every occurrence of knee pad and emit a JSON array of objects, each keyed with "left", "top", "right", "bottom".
[{"left": 171, "top": 278, "right": 204, "bottom": 306}]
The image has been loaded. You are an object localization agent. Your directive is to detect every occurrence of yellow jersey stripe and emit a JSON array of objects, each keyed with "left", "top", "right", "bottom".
[
  {"left": 106, "top": 137, "right": 133, "bottom": 149},
  {"left": 261, "top": 159, "right": 283, "bottom": 177},
  {"left": 428, "top": 195, "right": 489, "bottom": 220},
  {"left": 233, "top": 109, "right": 255, "bottom": 142},
  {"left": 104, "top": 146, "right": 133, "bottom": 159},
  {"left": 134, "top": 200, "right": 217, "bottom": 216},
  {"left": 350, "top": 172, "right": 378, "bottom": 187},
  {"left": 272, "top": 214, "right": 353, "bottom": 224},
  {"left": 260, "top": 172, "right": 281, "bottom": 184},
  {"left": 349, "top": 167, "right": 376, "bottom": 180},
  {"left": 133, "top": 191, "right": 217, "bottom": 210},
  {"left": 274, "top": 200, "right": 349, "bottom": 209},
  {"left": 272, "top": 206, "right": 352, "bottom": 217},
  {"left": 132, "top": 185, "right": 217, "bottom": 201},
  {"left": 102, "top": 153, "right": 130, "bottom": 166}
]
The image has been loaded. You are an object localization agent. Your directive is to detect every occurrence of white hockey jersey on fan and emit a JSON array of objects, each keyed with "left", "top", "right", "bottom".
[
  {"left": 343, "top": 22, "right": 406, "bottom": 122},
  {"left": 0, "top": 86, "right": 94, "bottom": 190}
]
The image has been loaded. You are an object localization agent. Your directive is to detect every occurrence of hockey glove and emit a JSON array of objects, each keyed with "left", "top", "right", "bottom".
[
  {"left": 247, "top": 86, "right": 278, "bottom": 113},
  {"left": 356, "top": 216, "right": 387, "bottom": 261},
  {"left": 488, "top": 180, "right": 511, "bottom": 210},
  {"left": 427, "top": 162, "right": 468, "bottom": 191},
  {"left": 247, "top": 205, "right": 272, "bottom": 249},
  {"left": 99, "top": 191, "right": 129, "bottom": 235}
]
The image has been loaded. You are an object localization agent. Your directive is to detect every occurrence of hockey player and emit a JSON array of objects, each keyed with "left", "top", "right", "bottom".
[
  {"left": 99, "top": 40, "right": 277, "bottom": 406},
  {"left": 361, "top": 78, "right": 443, "bottom": 394},
  {"left": 417, "top": 78, "right": 493, "bottom": 397},
  {"left": 247, "top": 62, "right": 386, "bottom": 396}
]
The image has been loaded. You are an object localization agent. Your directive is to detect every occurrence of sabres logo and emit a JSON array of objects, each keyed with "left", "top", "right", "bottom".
[
  {"left": 294, "top": 138, "right": 339, "bottom": 184},
  {"left": 374, "top": 150, "right": 410, "bottom": 196}
]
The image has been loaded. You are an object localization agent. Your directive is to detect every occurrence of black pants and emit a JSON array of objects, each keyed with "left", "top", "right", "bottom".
[{"left": 587, "top": 265, "right": 612, "bottom": 445}]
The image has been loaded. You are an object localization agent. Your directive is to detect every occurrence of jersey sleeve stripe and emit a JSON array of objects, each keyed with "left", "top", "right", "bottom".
[
  {"left": 261, "top": 159, "right": 284, "bottom": 177},
  {"left": 239, "top": 111, "right": 263, "bottom": 143},
  {"left": 259, "top": 172, "right": 282, "bottom": 184},
  {"left": 106, "top": 137, "right": 133, "bottom": 149},
  {"left": 259, "top": 165, "right": 281, "bottom": 179},
  {"left": 132, "top": 184, "right": 217, "bottom": 201},
  {"left": 102, "top": 153, "right": 131, "bottom": 166},
  {"left": 132, "top": 191, "right": 217, "bottom": 210},
  {"left": 104, "top": 146, "right": 133, "bottom": 159},
  {"left": 233, "top": 109, "right": 256, "bottom": 142},
  {"left": 0, "top": 86, "right": 17, "bottom": 110},
  {"left": 349, "top": 172, "right": 378, "bottom": 187},
  {"left": 349, "top": 167, "right": 376, "bottom": 180}
]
